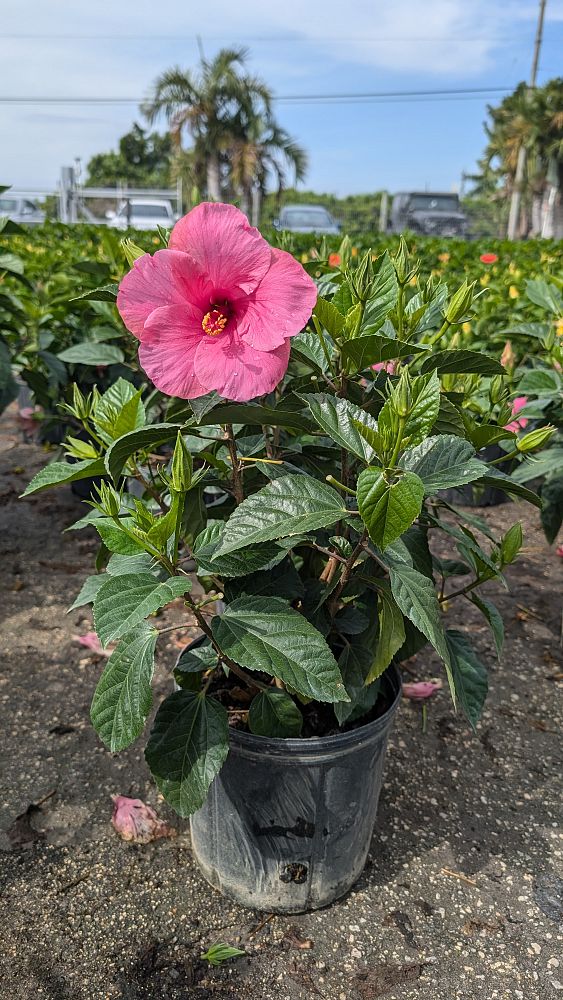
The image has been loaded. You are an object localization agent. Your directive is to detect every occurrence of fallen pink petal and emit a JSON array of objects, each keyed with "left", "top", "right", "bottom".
[
  {"left": 117, "top": 202, "right": 317, "bottom": 402},
  {"left": 111, "top": 795, "right": 176, "bottom": 844},
  {"left": 75, "top": 631, "right": 104, "bottom": 652},
  {"left": 556, "top": 544, "right": 563, "bottom": 559},
  {"left": 402, "top": 680, "right": 443, "bottom": 700}
]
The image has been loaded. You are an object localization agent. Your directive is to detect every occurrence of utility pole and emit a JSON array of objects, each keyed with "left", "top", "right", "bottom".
[{"left": 507, "top": 0, "right": 547, "bottom": 239}]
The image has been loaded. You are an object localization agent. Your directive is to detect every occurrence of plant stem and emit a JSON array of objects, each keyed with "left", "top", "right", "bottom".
[
  {"left": 388, "top": 415, "right": 406, "bottom": 468},
  {"left": 329, "top": 530, "right": 369, "bottom": 612},
  {"left": 183, "top": 593, "right": 268, "bottom": 693},
  {"left": 130, "top": 461, "right": 169, "bottom": 513},
  {"left": 225, "top": 424, "right": 244, "bottom": 504}
]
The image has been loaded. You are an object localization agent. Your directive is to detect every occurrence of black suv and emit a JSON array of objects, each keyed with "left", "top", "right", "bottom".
[{"left": 390, "top": 192, "right": 467, "bottom": 237}]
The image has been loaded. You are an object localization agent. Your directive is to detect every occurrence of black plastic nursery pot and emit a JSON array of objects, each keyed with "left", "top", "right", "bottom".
[{"left": 189, "top": 665, "right": 402, "bottom": 914}]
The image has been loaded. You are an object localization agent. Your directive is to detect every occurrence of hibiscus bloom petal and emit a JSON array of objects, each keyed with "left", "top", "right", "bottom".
[
  {"left": 117, "top": 249, "right": 211, "bottom": 338},
  {"left": 194, "top": 334, "right": 290, "bottom": 402},
  {"left": 236, "top": 248, "right": 318, "bottom": 351},
  {"left": 139, "top": 305, "right": 207, "bottom": 398},
  {"left": 169, "top": 202, "right": 271, "bottom": 297}
]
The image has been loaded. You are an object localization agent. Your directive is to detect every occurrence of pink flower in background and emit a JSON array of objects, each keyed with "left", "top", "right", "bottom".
[
  {"left": 372, "top": 361, "right": 396, "bottom": 375},
  {"left": 500, "top": 340, "right": 515, "bottom": 370},
  {"left": 111, "top": 795, "right": 176, "bottom": 844},
  {"left": 504, "top": 395, "right": 529, "bottom": 433},
  {"left": 117, "top": 203, "right": 317, "bottom": 402},
  {"left": 402, "top": 680, "right": 443, "bottom": 700}
]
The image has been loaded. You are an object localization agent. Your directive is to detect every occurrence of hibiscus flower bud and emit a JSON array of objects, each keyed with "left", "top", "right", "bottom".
[
  {"left": 516, "top": 425, "right": 556, "bottom": 453},
  {"left": 120, "top": 238, "right": 146, "bottom": 267},
  {"left": 445, "top": 280, "right": 476, "bottom": 324},
  {"left": 170, "top": 431, "right": 193, "bottom": 493}
]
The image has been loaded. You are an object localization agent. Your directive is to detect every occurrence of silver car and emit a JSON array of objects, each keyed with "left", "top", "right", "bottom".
[
  {"left": 107, "top": 199, "right": 177, "bottom": 231},
  {"left": 273, "top": 204, "right": 341, "bottom": 235},
  {"left": 0, "top": 196, "right": 45, "bottom": 226}
]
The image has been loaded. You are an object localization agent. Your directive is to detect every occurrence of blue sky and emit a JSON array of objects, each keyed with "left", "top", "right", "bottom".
[{"left": 1, "top": 0, "right": 562, "bottom": 196}]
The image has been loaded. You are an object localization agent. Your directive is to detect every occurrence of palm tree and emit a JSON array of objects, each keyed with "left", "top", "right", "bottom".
[
  {"left": 143, "top": 48, "right": 275, "bottom": 202},
  {"left": 229, "top": 108, "right": 308, "bottom": 222},
  {"left": 476, "top": 78, "right": 563, "bottom": 236}
]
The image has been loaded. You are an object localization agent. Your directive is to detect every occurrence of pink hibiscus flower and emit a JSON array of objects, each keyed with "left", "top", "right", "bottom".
[
  {"left": 117, "top": 203, "right": 317, "bottom": 402},
  {"left": 504, "top": 395, "right": 528, "bottom": 433},
  {"left": 372, "top": 361, "right": 396, "bottom": 375}
]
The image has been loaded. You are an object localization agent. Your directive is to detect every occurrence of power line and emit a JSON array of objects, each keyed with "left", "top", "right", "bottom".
[{"left": 0, "top": 86, "right": 514, "bottom": 107}]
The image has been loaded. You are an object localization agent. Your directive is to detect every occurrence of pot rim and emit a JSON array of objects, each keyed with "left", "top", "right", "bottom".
[{"left": 176, "top": 637, "right": 402, "bottom": 759}]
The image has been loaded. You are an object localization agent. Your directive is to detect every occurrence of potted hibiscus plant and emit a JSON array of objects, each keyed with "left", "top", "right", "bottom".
[{"left": 23, "top": 204, "right": 542, "bottom": 913}]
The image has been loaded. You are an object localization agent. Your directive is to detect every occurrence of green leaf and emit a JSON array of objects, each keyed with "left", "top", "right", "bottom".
[
  {"left": 22, "top": 459, "right": 106, "bottom": 496},
  {"left": 202, "top": 944, "right": 246, "bottom": 967},
  {"left": 399, "top": 436, "right": 486, "bottom": 494},
  {"left": 93, "top": 572, "right": 191, "bottom": 647},
  {"left": 361, "top": 251, "right": 399, "bottom": 334},
  {"left": 465, "top": 423, "right": 513, "bottom": 450},
  {"left": 95, "top": 517, "right": 146, "bottom": 555},
  {"left": 0, "top": 252, "right": 24, "bottom": 275},
  {"left": 248, "top": 689, "right": 303, "bottom": 738},
  {"left": 70, "top": 282, "right": 119, "bottom": 303},
  {"left": 145, "top": 691, "right": 229, "bottom": 817},
  {"left": 388, "top": 561, "right": 451, "bottom": 681},
  {"left": 432, "top": 397, "right": 466, "bottom": 437},
  {"left": 292, "top": 330, "right": 333, "bottom": 371},
  {"left": 402, "top": 371, "right": 441, "bottom": 447},
  {"left": 517, "top": 368, "right": 561, "bottom": 396},
  {"left": 445, "top": 630, "right": 488, "bottom": 729},
  {"left": 474, "top": 468, "right": 542, "bottom": 508},
  {"left": 420, "top": 350, "right": 504, "bottom": 375},
  {"left": 469, "top": 594, "right": 504, "bottom": 658},
  {"left": 105, "top": 423, "right": 181, "bottom": 481},
  {"left": 91, "top": 624, "right": 158, "bottom": 751},
  {"left": 211, "top": 596, "right": 347, "bottom": 703},
  {"left": 335, "top": 644, "right": 379, "bottom": 725},
  {"left": 176, "top": 643, "right": 219, "bottom": 675},
  {"left": 193, "top": 522, "right": 285, "bottom": 578},
  {"left": 526, "top": 278, "right": 562, "bottom": 314},
  {"left": 216, "top": 475, "right": 346, "bottom": 556},
  {"left": 368, "top": 587, "right": 406, "bottom": 683},
  {"left": 500, "top": 522, "right": 523, "bottom": 565},
  {"left": 341, "top": 335, "right": 424, "bottom": 374},
  {"left": 313, "top": 295, "right": 345, "bottom": 338},
  {"left": 298, "top": 392, "right": 379, "bottom": 463},
  {"left": 57, "top": 343, "right": 125, "bottom": 366},
  {"left": 106, "top": 551, "right": 158, "bottom": 575},
  {"left": 357, "top": 467, "right": 424, "bottom": 550},
  {"left": 68, "top": 574, "right": 105, "bottom": 611},
  {"left": 199, "top": 402, "right": 311, "bottom": 432},
  {"left": 225, "top": 557, "right": 304, "bottom": 602}
]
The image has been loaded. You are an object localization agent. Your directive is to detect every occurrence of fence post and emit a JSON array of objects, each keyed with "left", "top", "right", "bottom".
[{"left": 379, "top": 191, "right": 389, "bottom": 232}]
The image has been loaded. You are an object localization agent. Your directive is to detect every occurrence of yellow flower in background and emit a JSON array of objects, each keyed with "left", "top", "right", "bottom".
[
  {"left": 301, "top": 252, "right": 308, "bottom": 263},
  {"left": 509, "top": 285, "right": 519, "bottom": 299},
  {"left": 480, "top": 274, "right": 490, "bottom": 286},
  {"left": 462, "top": 322, "right": 472, "bottom": 334},
  {"left": 409, "top": 276, "right": 418, "bottom": 285},
  {"left": 438, "top": 252, "right": 450, "bottom": 264},
  {"left": 351, "top": 246, "right": 358, "bottom": 258},
  {"left": 556, "top": 317, "right": 563, "bottom": 337}
]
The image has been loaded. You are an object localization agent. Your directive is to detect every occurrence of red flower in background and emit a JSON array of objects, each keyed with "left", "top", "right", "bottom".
[
  {"left": 328, "top": 253, "right": 341, "bottom": 267},
  {"left": 480, "top": 253, "right": 498, "bottom": 265}
]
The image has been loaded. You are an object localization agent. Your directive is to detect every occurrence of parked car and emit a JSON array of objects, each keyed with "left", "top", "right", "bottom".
[
  {"left": 273, "top": 204, "right": 341, "bottom": 235},
  {"left": 389, "top": 192, "right": 467, "bottom": 237},
  {"left": 0, "top": 196, "right": 45, "bottom": 226},
  {"left": 107, "top": 199, "right": 177, "bottom": 231}
]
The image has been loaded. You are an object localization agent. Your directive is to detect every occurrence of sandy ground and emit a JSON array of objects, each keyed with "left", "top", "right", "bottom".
[{"left": 0, "top": 404, "right": 562, "bottom": 1000}]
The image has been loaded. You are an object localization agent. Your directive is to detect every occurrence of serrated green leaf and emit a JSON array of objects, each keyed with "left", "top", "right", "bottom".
[
  {"left": 357, "top": 467, "right": 424, "bottom": 550},
  {"left": 399, "top": 435, "right": 486, "bottom": 494},
  {"left": 70, "top": 282, "right": 119, "bottom": 303},
  {"left": 216, "top": 475, "right": 346, "bottom": 556},
  {"left": 22, "top": 459, "right": 106, "bottom": 496},
  {"left": 474, "top": 468, "right": 542, "bottom": 508},
  {"left": 105, "top": 423, "right": 181, "bottom": 481},
  {"left": 341, "top": 335, "right": 424, "bottom": 374},
  {"left": 91, "top": 624, "right": 158, "bottom": 751},
  {"left": 469, "top": 594, "right": 504, "bottom": 658},
  {"left": 93, "top": 572, "right": 191, "bottom": 646},
  {"left": 211, "top": 596, "right": 347, "bottom": 703},
  {"left": 193, "top": 521, "right": 285, "bottom": 577},
  {"left": 145, "top": 691, "right": 229, "bottom": 817},
  {"left": 368, "top": 587, "right": 406, "bottom": 683},
  {"left": 334, "top": 644, "right": 379, "bottom": 725},
  {"left": 57, "top": 343, "right": 125, "bottom": 366},
  {"left": 298, "top": 392, "right": 379, "bottom": 463},
  {"left": 388, "top": 562, "right": 452, "bottom": 693},
  {"left": 68, "top": 574, "right": 105, "bottom": 611},
  {"left": 445, "top": 629, "right": 488, "bottom": 729},
  {"left": 248, "top": 689, "right": 303, "bottom": 737},
  {"left": 95, "top": 517, "right": 146, "bottom": 555},
  {"left": 420, "top": 350, "right": 504, "bottom": 375},
  {"left": 313, "top": 295, "right": 345, "bottom": 338}
]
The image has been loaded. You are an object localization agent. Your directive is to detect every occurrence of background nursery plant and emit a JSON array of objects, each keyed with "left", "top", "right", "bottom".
[{"left": 23, "top": 207, "right": 543, "bottom": 825}]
